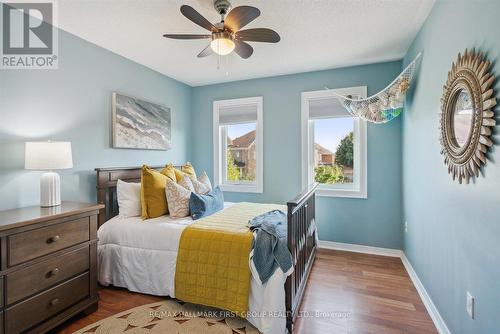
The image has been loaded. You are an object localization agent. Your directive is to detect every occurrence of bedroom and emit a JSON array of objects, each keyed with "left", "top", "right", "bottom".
[{"left": 0, "top": 0, "right": 498, "bottom": 333}]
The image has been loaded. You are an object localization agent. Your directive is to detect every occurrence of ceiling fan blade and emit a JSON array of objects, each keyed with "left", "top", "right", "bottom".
[
  {"left": 163, "top": 34, "right": 211, "bottom": 40},
  {"left": 234, "top": 40, "right": 253, "bottom": 59},
  {"left": 197, "top": 44, "right": 214, "bottom": 58},
  {"left": 224, "top": 6, "right": 260, "bottom": 33},
  {"left": 236, "top": 28, "right": 280, "bottom": 43},
  {"left": 180, "top": 5, "right": 218, "bottom": 32}
]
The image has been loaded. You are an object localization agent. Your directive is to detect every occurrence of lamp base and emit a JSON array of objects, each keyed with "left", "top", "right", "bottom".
[{"left": 40, "top": 172, "right": 61, "bottom": 207}]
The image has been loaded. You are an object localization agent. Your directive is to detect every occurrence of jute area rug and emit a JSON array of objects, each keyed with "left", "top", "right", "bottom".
[{"left": 73, "top": 299, "right": 261, "bottom": 334}]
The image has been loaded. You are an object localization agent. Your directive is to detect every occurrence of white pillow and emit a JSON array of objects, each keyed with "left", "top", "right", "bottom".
[
  {"left": 198, "top": 171, "right": 212, "bottom": 192},
  {"left": 165, "top": 179, "right": 191, "bottom": 218},
  {"left": 190, "top": 175, "right": 210, "bottom": 195},
  {"left": 117, "top": 179, "right": 141, "bottom": 218}
]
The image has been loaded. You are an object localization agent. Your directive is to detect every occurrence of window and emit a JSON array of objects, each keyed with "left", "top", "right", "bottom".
[
  {"left": 213, "top": 96, "right": 263, "bottom": 193},
  {"left": 301, "top": 87, "right": 367, "bottom": 198}
]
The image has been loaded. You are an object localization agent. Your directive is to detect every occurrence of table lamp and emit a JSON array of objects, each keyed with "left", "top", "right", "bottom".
[{"left": 25, "top": 141, "right": 73, "bottom": 207}]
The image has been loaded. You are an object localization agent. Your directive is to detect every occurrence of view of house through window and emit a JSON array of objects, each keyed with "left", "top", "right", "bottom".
[
  {"left": 226, "top": 122, "right": 257, "bottom": 182},
  {"left": 313, "top": 117, "right": 354, "bottom": 185}
]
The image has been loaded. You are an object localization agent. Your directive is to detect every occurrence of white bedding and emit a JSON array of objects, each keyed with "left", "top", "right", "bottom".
[{"left": 98, "top": 203, "right": 287, "bottom": 334}]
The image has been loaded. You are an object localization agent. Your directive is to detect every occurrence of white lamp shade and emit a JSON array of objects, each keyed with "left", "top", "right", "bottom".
[{"left": 25, "top": 141, "right": 73, "bottom": 170}]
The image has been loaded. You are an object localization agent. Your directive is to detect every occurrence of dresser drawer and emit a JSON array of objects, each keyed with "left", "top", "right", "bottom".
[
  {"left": 6, "top": 247, "right": 89, "bottom": 305},
  {"left": 6, "top": 272, "right": 89, "bottom": 334},
  {"left": 7, "top": 217, "right": 90, "bottom": 266}
]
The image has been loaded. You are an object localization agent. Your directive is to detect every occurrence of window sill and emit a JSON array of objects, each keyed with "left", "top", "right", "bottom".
[
  {"left": 316, "top": 187, "right": 367, "bottom": 199},
  {"left": 220, "top": 184, "right": 263, "bottom": 193}
]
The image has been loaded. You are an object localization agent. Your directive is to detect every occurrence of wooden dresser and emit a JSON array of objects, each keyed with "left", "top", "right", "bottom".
[{"left": 0, "top": 202, "right": 104, "bottom": 334}]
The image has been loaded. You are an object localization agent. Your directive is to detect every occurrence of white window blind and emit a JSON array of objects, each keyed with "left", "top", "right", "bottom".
[
  {"left": 308, "top": 97, "right": 351, "bottom": 119},
  {"left": 219, "top": 104, "right": 258, "bottom": 125}
]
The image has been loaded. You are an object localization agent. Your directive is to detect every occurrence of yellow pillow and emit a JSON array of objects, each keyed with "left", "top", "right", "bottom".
[
  {"left": 161, "top": 163, "right": 177, "bottom": 182},
  {"left": 174, "top": 162, "right": 197, "bottom": 182},
  {"left": 141, "top": 165, "right": 168, "bottom": 219},
  {"left": 182, "top": 162, "right": 197, "bottom": 178}
]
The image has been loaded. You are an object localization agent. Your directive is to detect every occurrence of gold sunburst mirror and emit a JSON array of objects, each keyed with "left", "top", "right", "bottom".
[{"left": 440, "top": 49, "right": 497, "bottom": 184}]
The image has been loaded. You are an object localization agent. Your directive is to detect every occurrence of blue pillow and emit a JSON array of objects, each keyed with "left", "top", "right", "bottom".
[{"left": 189, "top": 186, "right": 224, "bottom": 220}]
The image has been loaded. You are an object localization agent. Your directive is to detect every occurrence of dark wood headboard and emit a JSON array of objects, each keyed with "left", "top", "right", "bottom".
[{"left": 95, "top": 165, "right": 183, "bottom": 226}]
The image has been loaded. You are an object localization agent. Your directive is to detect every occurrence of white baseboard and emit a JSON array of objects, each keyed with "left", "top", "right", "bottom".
[
  {"left": 400, "top": 254, "right": 451, "bottom": 334},
  {"left": 318, "top": 240, "right": 403, "bottom": 257},
  {"left": 318, "top": 240, "right": 450, "bottom": 334}
]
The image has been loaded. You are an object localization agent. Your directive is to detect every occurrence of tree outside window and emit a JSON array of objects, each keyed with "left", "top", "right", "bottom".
[{"left": 314, "top": 130, "right": 354, "bottom": 185}]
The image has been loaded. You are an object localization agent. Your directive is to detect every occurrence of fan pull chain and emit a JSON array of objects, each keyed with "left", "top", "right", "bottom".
[
  {"left": 216, "top": 41, "right": 221, "bottom": 70},
  {"left": 225, "top": 57, "right": 230, "bottom": 77},
  {"left": 224, "top": 53, "right": 230, "bottom": 76}
]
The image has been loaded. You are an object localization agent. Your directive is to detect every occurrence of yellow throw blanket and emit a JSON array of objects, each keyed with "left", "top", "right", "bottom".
[{"left": 175, "top": 202, "right": 286, "bottom": 315}]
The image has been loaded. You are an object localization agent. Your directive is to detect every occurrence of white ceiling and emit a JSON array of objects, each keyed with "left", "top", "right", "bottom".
[{"left": 58, "top": 0, "right": 434, "bottom": 86}]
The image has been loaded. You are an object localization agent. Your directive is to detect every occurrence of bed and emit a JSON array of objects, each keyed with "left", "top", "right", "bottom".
[{"left": 95, "top": 166, "right": 317, "bottom": 334}]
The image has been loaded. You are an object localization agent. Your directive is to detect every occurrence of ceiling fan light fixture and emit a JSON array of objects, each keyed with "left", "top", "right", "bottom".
[
  {"left": 210, "top": 32, "right": 235, "bottom": 55},
  {"left": 163, "top": 3, "right": 279, "bottom": 60}
]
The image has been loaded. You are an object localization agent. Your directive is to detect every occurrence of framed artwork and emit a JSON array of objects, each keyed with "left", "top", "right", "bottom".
[{"left": 112, "top": 92, "right": 171, "bottom": 150}]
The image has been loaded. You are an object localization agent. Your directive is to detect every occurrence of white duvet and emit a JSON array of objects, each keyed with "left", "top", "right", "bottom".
[{"left": 98, "top": 203, "right": 288, "bottom": 334}]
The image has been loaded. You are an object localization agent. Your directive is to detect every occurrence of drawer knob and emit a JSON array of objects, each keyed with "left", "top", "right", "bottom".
[
  {"left": 48, "top": 235, "right": 60, "bottom": 243},
  {"left": 50, "top": 298, "right": 60, "bottom": 306},
  {"left": 48, "top": 268, "right": 60, "bottom": 277}
]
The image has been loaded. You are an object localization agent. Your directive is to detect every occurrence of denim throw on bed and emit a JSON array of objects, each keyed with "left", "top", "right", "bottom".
[{"left": 249, "top": 210, "right": 292, "bottom": 284}]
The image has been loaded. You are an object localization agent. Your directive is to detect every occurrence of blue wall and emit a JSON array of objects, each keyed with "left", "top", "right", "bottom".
[
  {"left": 0, "top": 28, "right": 192, "bottom": 211},
  {"left": 191, "top": 62, "right": 404, "bottom": 249},
  {"left": 402, "top": 1, "right": 500, "bottom": 332}
]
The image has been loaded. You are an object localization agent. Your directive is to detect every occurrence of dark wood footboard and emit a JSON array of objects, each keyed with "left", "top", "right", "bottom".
[
  {"left": 96, "top": 166, "right": 317, "bottom": 333},
  {"left": 286, "top": 183, "right": 318, "bottom": 333}
]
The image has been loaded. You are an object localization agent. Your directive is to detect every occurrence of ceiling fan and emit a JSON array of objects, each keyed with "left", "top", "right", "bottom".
[{"left": 163, "top": 0, "right": 280, "bottom": 59}]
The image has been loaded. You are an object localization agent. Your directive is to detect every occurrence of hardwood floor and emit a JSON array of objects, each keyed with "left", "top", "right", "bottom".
[
  {"left": 293, "top": 249, "right": 437, "bottom": 333},
  {"left": 54, "top": 249, "right": 437, "bottom": 333}
]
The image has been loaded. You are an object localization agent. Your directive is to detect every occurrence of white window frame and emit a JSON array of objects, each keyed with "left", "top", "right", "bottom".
[
  {"left": 213, "top": 96, "right": 263, "bottom": 193},
  {"left": 301, "top": 86, "right": 368, "bottom": 198}
]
